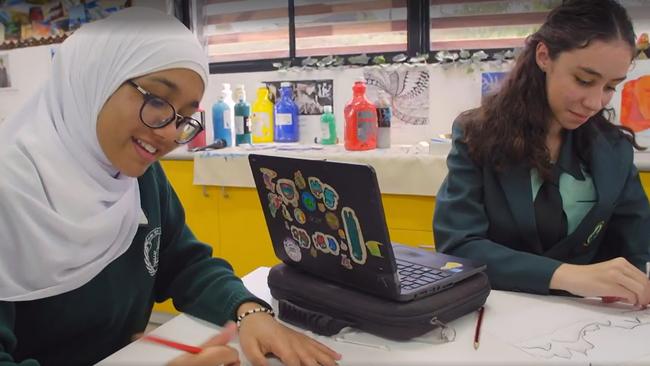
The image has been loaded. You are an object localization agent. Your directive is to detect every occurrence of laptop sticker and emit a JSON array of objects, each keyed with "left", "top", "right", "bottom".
[
  {"left": 441, "top": 262, "right": 463, "bottom": 273},
  {"left": 294, "top": 170, "right": 307, "bottom": 190},
  {"left": 294, "top": 208, "right": 306, "bottom": 224},
  {"left": 282, "top": 205, "right": 293, "bottom": 222},
  {"left": 301, "top": 191, "right": 317, "bottom": 212},
  {"left": 267, "top": 192, "right": 282, "bottom": 218},
  {"left": 312, "top": 232, "right": 329, "bottom": 253},
  {"left": 326, "top": 235, "right": 340, "bottom": 255},
  {"left": 322, "top": 184, "right": 339, "bottom": 210},
  {"left": 310, "top": 247, "right": 318, "bottom": 258},
  {"left": 308, "top": 177, "right": 324, "bottom": 199},
  {"left": 283, "top": 237, "right": 302, "bottom": 262},
  {"left": 325, "top": 212, "right": 340, "bottom": 230},
  {"left": 338, "top": 229, "right": 346, "bottom": 240},
  {"left": 366, "top": 241, "right": 383, "bottom": 257},
  {"left": 342, "top": 207, "right": 367, "bottom": 265},
  {"left": 284, "top": 221, "right": 290, "bottom": 230},
  {"left": 317, "top": 203, "right": 326, "bottom": 212},
  {"left": 277, "top": 178, "right": 299, "bottom": 207},
  {"left": 341, "top": 242, "right": 348, "bottom": 251},
  {"left": 291, "top": 225, "right": 311, "bottom": 249},
  {"left": 260, "top": 168, "right": 277, "bottom": 192},
  {"left": 340, "top": 254, "right": 353, "bottom": 270}
]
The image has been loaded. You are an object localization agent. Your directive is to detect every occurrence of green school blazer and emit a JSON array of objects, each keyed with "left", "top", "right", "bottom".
[{"left": 434, "top": 121, "right": 650, "bottom": 294}]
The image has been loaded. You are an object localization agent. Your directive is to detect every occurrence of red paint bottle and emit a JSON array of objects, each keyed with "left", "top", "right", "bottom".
[{"left": 344, "top": 79, "right": 377, "bottom": 151}]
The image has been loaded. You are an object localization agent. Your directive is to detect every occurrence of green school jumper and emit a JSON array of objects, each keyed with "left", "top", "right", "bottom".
[{"left": 0, "top": 163, "right": 264, "bottom": 365}]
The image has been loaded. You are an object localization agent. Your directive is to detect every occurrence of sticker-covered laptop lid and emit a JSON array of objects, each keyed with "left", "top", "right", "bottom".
[{"left": 248, "top": 153, "right": 402, "bottom": 298}]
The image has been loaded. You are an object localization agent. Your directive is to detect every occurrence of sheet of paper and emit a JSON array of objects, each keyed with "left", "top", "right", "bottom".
[{"left": 484, "top": 293, "right": 650, "bottom": 365}]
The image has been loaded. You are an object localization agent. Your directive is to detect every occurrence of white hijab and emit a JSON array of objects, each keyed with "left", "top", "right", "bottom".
[{"left": 0, "top": 7, "right": 208, "bottom": 301}]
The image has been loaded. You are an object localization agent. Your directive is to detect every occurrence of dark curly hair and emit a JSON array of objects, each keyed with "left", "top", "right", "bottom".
[{"left": 462, "top": 0, "right": 642, "bottom": 179}]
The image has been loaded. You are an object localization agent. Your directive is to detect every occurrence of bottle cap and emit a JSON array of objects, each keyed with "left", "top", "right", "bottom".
[
  {"left": 323, "top": 105, "right": 332, "bottom": 113},
  {"left": 281, "top": 81, "right": 292, "bottom": 87}
]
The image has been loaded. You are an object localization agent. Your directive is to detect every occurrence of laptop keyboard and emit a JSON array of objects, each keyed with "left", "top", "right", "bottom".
[{"left": 396, "top": 259, "right": 452, "bottom": 291}]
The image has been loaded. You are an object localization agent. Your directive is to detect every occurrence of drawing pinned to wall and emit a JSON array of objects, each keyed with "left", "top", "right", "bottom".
[
  {"left": 620, "top": 75, "right": 650, "bottom": 132},
  {"left": 363, "top": 66, "right": 429, "bottom": 126},
  {"left": 0, "top": 53, "right": 11, "bottom": 88},
  {"left": 265, "top": 80, "right": 333, "bottom": 115},
  {"left": 481, "top": 71, "right": 507, "bottom": 101}
]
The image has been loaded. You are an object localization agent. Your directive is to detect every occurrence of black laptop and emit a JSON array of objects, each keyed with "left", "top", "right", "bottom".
[{"left": 248, "top": 154, "right": 486, "bottom": 302}]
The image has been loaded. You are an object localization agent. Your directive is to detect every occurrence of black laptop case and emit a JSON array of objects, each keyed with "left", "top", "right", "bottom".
[{"left": 268, "top": 263, "right": 491, "bottom": 341}]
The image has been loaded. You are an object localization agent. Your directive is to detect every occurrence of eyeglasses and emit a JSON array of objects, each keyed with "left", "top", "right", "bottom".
[{"left": 126, "top": 79, "right": 203, "bottom": 144}]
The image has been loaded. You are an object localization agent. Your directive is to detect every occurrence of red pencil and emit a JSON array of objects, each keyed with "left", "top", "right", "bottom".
[
  {"left": 473, "top": 306, "right": 485, "bottom": 350},
  {"left": 142, "top": 334, "right": 203, "bottom": 354}
]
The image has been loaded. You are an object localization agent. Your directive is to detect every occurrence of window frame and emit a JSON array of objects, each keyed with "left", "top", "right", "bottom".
[{"left": 187, "top": 0, "right": 520, "bottom": 74}]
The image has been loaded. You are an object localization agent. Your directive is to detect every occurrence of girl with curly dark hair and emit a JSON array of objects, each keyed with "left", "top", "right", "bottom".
[{"left": 434, "top": 0, "right": 650, "bottom": 306}]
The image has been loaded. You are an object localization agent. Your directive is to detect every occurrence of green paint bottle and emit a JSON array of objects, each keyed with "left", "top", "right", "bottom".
[{"left": 320, "top": 105, "right": 337, "bottom": 145}]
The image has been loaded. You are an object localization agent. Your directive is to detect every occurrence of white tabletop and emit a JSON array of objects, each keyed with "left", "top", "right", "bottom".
[{"left": 98, "top": 267, "right": 650, "bottom": 366}]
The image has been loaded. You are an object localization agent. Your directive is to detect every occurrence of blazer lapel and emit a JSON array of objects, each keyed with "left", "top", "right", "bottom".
[
  {"left": 498, "top": 164, "right": 544, "bottom": 253},
  {"left": 545, "top": 130, "right": 625, "bottom": 259},
  {"left": 589, "top": 132, "right": 625, "bottom": 208}
]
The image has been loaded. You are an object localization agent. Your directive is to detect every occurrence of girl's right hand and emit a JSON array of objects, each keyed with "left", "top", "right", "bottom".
[
  {"left": 550, "top": 257, "right": 650, "bottom": 306},
  {"left": 168, "top": 321, "right": 240, "bottom": 366}
]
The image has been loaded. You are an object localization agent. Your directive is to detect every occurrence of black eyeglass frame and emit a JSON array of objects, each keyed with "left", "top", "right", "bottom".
[{"left": 126, "top": 79, "right": 203, "bottom": 144}]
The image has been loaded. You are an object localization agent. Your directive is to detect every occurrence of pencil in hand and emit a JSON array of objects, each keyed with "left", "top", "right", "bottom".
[
  {"left": 473, "top": 306, "right": 485, "bottom": 350},
  {"left": 142, "top": 334, "right": 203, "bottom": 354}
]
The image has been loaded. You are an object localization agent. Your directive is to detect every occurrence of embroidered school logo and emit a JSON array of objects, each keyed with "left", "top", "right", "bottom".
[
  {"left": 144, "top": 227, "right": 161, "bottom": 276},
  {"left": 583, "top": 221, "right": 605, "bottom": 247}
]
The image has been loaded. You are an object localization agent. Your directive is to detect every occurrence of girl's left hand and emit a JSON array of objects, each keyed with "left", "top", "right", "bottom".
[{"left": 237, "top": 303, "right": 341, "bottom": 366}]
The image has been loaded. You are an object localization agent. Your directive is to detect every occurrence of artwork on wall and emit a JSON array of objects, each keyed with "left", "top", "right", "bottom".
[
  {"left": 0, "top": 53, "right": 11, "bottom": 88},
  {"left": 0, "top": 0, "right": 131, "bottom": 50},
  {"left": 620, "top": 75, "right": 650, "bottom": 133},
  {"left": 481, "top": 71, "right": 507, "bottom": 101},
  {"left": 265, "top": 80, "right": 334, "bottom": 116},
  {"left": 363, "top": 66, "right": 430, "bottom": 126}
]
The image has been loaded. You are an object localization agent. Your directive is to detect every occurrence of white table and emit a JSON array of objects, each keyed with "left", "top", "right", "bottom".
[{"left": 98, "top": 267, "right": 650, "bottom": 365}]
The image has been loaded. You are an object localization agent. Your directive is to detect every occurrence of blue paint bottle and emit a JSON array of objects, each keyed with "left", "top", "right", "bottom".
[
  {"left": 212, "top": 84, "right": 234, "bottom": 146},
  {"left": 274, "top": 82, "right": 299, "bottom": 142}
]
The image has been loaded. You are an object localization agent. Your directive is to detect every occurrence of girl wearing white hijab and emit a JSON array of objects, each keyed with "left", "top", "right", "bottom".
[{"left": 0, "top": 7, "right": 340, "bottom": 366}]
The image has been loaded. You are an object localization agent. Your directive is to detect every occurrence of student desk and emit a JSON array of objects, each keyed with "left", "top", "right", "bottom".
[{"left": 99, "top": 267, "right": 650, "bottom": 365}]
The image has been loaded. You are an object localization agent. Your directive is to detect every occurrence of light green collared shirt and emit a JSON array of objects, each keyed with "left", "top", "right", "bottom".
[{"left": 531, "top": 131, "right": 596, "bottom": 235}]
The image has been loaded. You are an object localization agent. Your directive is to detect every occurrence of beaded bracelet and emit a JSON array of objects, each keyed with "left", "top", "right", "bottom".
[{"left": 236, "top": 307, "right": 275, "bottom": 328}]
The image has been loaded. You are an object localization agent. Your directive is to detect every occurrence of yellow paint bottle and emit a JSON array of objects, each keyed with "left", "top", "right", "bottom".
[{"left": 251, "top": 84, "right": 274, "bottom": 143}]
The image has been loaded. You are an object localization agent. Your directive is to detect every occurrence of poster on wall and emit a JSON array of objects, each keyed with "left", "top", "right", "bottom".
[
  {"left": 0, "top": 0, "right": 131, "bottom": 48},
  {"left": 363, "top": 66, "right": 430, "bottom": 126},
  {"left": 0, "top": 53, "right": 11, "bottom": 88},
  {"left": 611, "top": 59, "right": 650, "bottom": 144},
  {"left": 264, "top": 80, "right": 333, "bottom": 115},
  {"left": 481, "top": 71, "right": 507, "bottom": 101}
]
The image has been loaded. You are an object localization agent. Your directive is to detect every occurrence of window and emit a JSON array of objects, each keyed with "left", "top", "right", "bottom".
[
  {"left": 293, "top": 0, "right": 407, "bottom": 57},
  {"left": 199, "top": 0, "right": 407, "bottom": 65},
  {"left": 201, "top": 0, "right": 290, "bottom": 63},
  {"left": 429, "top": 0, "right": 560, "bottom": 50}
]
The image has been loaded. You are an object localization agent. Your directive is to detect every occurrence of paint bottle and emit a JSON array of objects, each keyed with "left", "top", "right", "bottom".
[
  {"left": 344, "top": 79, "right": 377, "bottom": 151},
  {"left": 234, "top": 84, "right": 251, "bottom": 145},
  {"left": 251, "top": 84, "right": 274, "bottom": 143},
  {"left": 375, "top": 92, "right": 391, "bottom": 149},
  {"left": 211, "top": 84, "right": 234, "bottom": 146},
  {"left": 319, "top": 105, "right": 337, "bottom": 145},
  {"left": 274, "top": 82, "right": 299, "bottom": 142}
]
